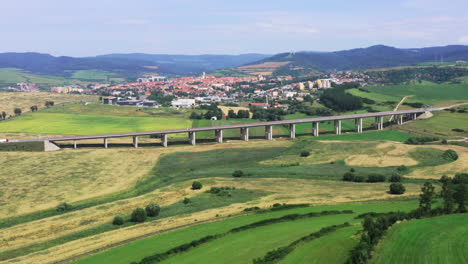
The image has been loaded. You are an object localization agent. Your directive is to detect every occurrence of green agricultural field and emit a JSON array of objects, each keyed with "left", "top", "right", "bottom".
[
  {"left": 371, "top": 214, "right": 468, "bottom": 264},
  {"left": 279, "top": 225, "right": 360, "bottom": 264},
  {"left": 304, "top": 130, "right": 414, "bottom": 142},
  {"left": 348, "top": 82, "right": 468, "bottom": 106},
  {"left": 0, "top": 68, "right": 69, "bottom": 86},
  {"left": 69, "top": 70, "right": 125, "bottom": 82},
  {"left": 74, "top": 199, "right": 419, "bottom": 264},
  {"left": 0, "top": 112, "right": 191, "bottom": 135},
  {"left": 397, "top": 110, "right": 468, "bottom": 137}
]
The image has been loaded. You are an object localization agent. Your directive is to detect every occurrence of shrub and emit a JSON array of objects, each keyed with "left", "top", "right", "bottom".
[
  {"left": 112, "top": 216, "right": 124, "bottom": 225},
  {"left": 131, "top": 208, "right": 147, "bottom": 223},
  {"left": 183, "top": 198, "right": 191, "bottom": 204},
  {"left": 453, "top": 173, "right": 468, "bottom": 184},
  {"left": 56, "top": 202, "right": 72, "bottom": 212},
  {"left": 442, "top": 149, "right": 458, "bottom": 161},
  {"left": 232, "top": 170, "right": 244, "bottom": 177},
  {"left": 145, "top": 203, "right": 161, "bottom": 217},
  {"left": 366, "top": 174, "right": 386, "bottom": 183},
  {"left": 404, "top": 136, "right": 439, "bottom": 145},
  {"left": 452, "top": 128, "right": 465, "bottom": 132},
  {"left": 350, "top": 168, "right": 355, "bottom": 173},
  {"left": 389, "top": 183, "right": 406, "bottom": 194},
  {"left": 441, "top": 139, "right": 448, "bottom": 144},
  {"left": 300, "top": 151, "right": 310, "bottom": 157},
  {"left": 192, "top": 181, "right": 203, "bottom": 190},
  {"left": 354, "top": 175, "right": 366, "bottom": 183},
  {"left": 396, "top": 165, "right": 408, "bottom": 174},
  {"left": 389, "top": 173, "right": 402, "bottom": 182},
  {"left": 342, "top": 172, "right": 355, "bottom": 182}
]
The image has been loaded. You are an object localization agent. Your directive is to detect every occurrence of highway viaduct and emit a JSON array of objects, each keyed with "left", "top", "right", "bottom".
[{"left": 9, "top": 107, "right": 445, "bottom": 150}]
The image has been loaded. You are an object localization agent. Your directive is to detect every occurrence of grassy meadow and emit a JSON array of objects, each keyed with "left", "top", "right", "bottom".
[
  {"left": 371, "top": 214, "right": 468, "bottom": 264},
  {"left": 0, "top": 68, "right": 69, "bottom": 86},
  {"left": 348, "top": 82, "right": 468, "bottom": 106}
]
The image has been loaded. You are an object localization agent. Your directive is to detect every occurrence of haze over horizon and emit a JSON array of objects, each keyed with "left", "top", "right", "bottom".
[{"left": 2, "top": 0, "right": 468, "bottom": 56}]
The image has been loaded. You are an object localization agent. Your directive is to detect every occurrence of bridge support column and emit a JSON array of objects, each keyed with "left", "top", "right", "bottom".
[
  {"left": 375, "top": 116, "right": 384, "bottom": 130},
  {"left": 411, "top": 113, "right": 417, "bottom": 120},
  {"left": 396, "top": 115, "right": 403, "bottom": 125},
  {"left": 289, "top": 124, "right": 296, "bottom": 139},
  {"left": 313, "top": 122, "right": 319, "bottom": 136},
  {"left": 133, "top": 136, "right": 138, "bottom": 148},
  {"left": 355, "top": 118, "right": 363, "bottom": 133},
  {"left": 265, "top": 125, "right": 273, "bottom": 140},
  {"left": 241, "top": 127, "right": 249, "bottom": 141},
  {"left": 189, "top": 132, "right": 196, "bottom": 145},
  {"left": 215, "top": 129, "right": 223, "bottom": 143},
  {"left": 161, "top": 134, "right": 168, "bottom": 147},
  {"left": 104, "top": 138, "right": 108, "bottom": 148},
  {"left": 334, "top": 120, "right": 342, "bottom": 135},
  {"left": 73, "top": 141, "right": 77, "bottom": 149}
]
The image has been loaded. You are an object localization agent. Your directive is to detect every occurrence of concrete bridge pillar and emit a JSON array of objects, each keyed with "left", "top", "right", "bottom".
[
  {"left": 189, "top": 131, "right": 196, "bottom": 145},
  {"left": 334, "top": 120, "right": 342, "bottom": 135},
  {"left": 161, "top": 134, "right": 168, "bottom": 147},
  {"left": 104, "top": 138, "right": 108, "bottom": 148},
  {"left": 313, "top": 122, "right": 319, "bottom": 136},
  {"left": 375, "top": 116, "right": 383, "bottom": 130},
  {"left": 289, "top": 124, "right": 296, "bottom": 139},
  {"left": 133, "top": 136, "right": 139, "bottom": 148},
  {"left": 265, "top": 125, "right": 273, "bottom": 140},
  {"left": 241, "top": 127, "right": 249, "bottom": 141},
  {"left": 412, "top": 113, "right": 418, "bottom": 120},
  {"left": 73, "top": 141, "right": 77, "bottom": 149},
  {"left": 215, "top": 129, "right": 223, "bottom": 143},
  {"left": 396, "top": 115, "right": 403, "bottom": 125},
  {"left": 355, "top": 118, "right": 363, "bottom": 133}
]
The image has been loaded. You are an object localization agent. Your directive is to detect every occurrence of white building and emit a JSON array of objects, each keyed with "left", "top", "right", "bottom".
[{"left": 171, "top": 99, "right": 196, "bottom": 108}]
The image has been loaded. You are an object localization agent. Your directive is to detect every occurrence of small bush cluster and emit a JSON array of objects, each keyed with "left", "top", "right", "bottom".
[
  {"left": 389, "top": 183, "right": 406, "bottom": 194},
  {"left": 404, "top": 136, "right": 439, "bottom": 145},
  {"left": 442, "top": 149, "right": 458, "bottom": 161},
  {"left": 191, "top": 181, "right": 203, "bottom": 190},
  {"left": 280, "top": 162, "right": 300, "bottom": 167},
  {"left": 232, "top": 170, "right": 244, "bottom": 177},
  {"left": 452, "top": 128, "right": 465, "bottom": 132},
  {"left": 243, "top": 206, "right": 261, "bottom": 212},
  {"left": 56, "top": 202, "right": 73, "bottom": 213},
  {"left": 389, "top": 173, "right": 403, "bottom": 182},
  {"left": 112, "top": 203, "right": 161, "bottom": 225},
  {"left": 300, "top": 151, "right": 310, "bottom": 157},
  {"left": 207, "top": 186, "right": 235, "bottom": 197},
  {"left": 342, "top": 173, "right": 386, "bottom": 183}
]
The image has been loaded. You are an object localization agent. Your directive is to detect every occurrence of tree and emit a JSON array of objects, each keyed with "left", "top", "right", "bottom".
[
  {"left": 45, "top": 101, "right": 55, "bottom": 108},
  {"left": 131, "top": 208, "right": 147, "bottom": 223},
  {"left": 300, "top": 151, "right": 310, "bottom": 157},
  {"left": 232, "top": 170, "right": 244, "bottom": 177},
  {"left": 189, "top": 112, "right": 202, "bottom": 119},
  {"left": 1, "top": 111, "right": 6, "bottom": 120},
  {"left": 192, "top": 181, "right": 203, "bottom": 190},
  {"left": 454, "top": 184, "right": 467, "bottom": 213},
  {"left": 145, "top": 203, "right": 161, "bottom": 217},
  {"left": 227, "top": 109, "right": 237, "bottom": 119},
  {"left": 389, "top": 173, "right": 402, "bottom": 182},
  {"left": 342, "top": 172, "right": 355, "bottom": 182},
  {"left": 389, "top": 183, "right": 406, "bottom": 194},
  {"left": 30, "top": 105, "right": 38, "bottom": 112},
  {"left": 419, "top": 182, "right": 435, "bottom": 212},
  {"left": 440, "top": 176, "right": 455, "bottom": 214},
  {"left": 183, "top": 197, "right": 191, "bottom": 204},
  {"left": 14, "top": 108, "right": 22, "bottom": 116},
  {"left": 112, "top": 216, "right": 124, "bottom": 225},
  {"left": 367, "top": 174, "right": 386, "bottom": 183}
]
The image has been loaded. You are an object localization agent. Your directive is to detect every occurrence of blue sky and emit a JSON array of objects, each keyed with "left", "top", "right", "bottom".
[{"left": 2, "top": 0, "right": 468, "bottom": 56}]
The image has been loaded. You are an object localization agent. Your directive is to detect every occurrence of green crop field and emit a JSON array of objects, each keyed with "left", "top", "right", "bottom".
[
  {"left": 371, "top": 214, "right": 468, "bottom": 264},
  {"left": 279, "top": 225, "right": 360, "bottom": 264},
  {"left": 398, "top": 110, "right": 468, "bottom": 137},
  {"left": 69, "top": 70, "right": 125, "bottom": 82},
  {"left": 0, "top": 68, "right": 69, "bottom": 86},
  {"left": 74, "top": 199, "right": 419, "bottom": 264},
  {"left": 348, "top": 82, "right": 468, "bottom": 106}
]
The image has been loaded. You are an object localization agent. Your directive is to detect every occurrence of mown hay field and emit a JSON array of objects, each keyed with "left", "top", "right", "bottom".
[{"left": 371, "top": 214, "right": 468, "bottom": 264}]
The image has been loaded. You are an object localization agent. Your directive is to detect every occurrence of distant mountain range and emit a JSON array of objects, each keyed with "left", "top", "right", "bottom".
[
  {"left": 0, "top": 53, "right": 270, "bottom": 78},
  {"left": 1, "top": 45, "right": 468, "bottom": 81},
  {"left": 240, "top": 45, "right": 468, "bottom": 76}
]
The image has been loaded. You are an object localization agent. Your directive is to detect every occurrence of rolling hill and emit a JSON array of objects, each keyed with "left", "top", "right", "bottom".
[{"left": 237, "top": 45, "right": 468, "bottom": 76}]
